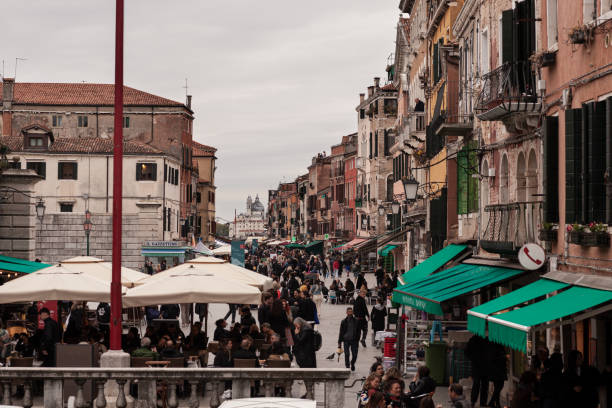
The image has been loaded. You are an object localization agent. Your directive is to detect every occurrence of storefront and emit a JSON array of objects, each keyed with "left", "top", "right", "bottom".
[{"left": 141, "top": 241, "right": 190, "bottom": 268}]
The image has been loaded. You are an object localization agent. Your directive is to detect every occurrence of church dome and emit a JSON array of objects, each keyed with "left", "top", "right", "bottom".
[{"left": 252, "top": 195, "right": 265, "bottom": 212}]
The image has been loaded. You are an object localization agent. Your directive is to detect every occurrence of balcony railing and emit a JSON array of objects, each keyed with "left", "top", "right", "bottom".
[
  {"left": 481, "top": 201, "right": 543, "bottom": 256},
  {"left": 0, "top": 367, "right": 350, "bottom": 408},
  {"left": 475, "top": 61, "right": 539, "bottom": 121}
]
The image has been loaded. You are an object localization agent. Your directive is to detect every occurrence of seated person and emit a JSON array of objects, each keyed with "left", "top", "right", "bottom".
[
  {"left": 232, "top": 339, "right": 260, "bottom": 367},
  {"left": 184, "top": 323, "right": 208, "bottom": 353},
  {"left": 160, "top": 339, "right": 183, "bottom": 359},
  {"left": 260, "top": 323, "right": 273, "bottom": 343},
  {"left": 267, "top": 341, "right": 289, "bottom": 360},
  {"left": 249, "top": 324, "right": 264, "bottom": 340},
  {"left": 213, "top": 319, "right": 231, "bottom": 341},
  {"left": 405, "top": 365, "right": 436, "bottom": 407},
  {"left": 213, "top": 339, "right": 233, "bottom": 367},
  {"left": 166, "top": 325, "right": 186, "bottom": 344},
  {"left": 132, "top": 337, "right": 159, "bottom": 360}
]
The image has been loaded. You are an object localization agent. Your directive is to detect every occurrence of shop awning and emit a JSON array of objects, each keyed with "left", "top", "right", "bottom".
[
  {"left": 399, "top": 244, "right": 468, "bottom": 284},
  {"left": 467, "top": 278, "right": 569, "bottom": 337},
  {"left": 141, "top": 249, "right": 186, "bottom": 257},
  {"left": 285, "top": 243, "right": 305, "bottom": 249},
  {"left": 392, "top": 263, "right": 525, "bottom": 315},
  {"left": 334, "top": 238, "right": 366, "bottom": 251},
  {"left": 0, "top": 255, "right": 50, "bottom": 274},
  {"left": 378, "top": 245, "right": 397, "bottom": 257},
  {"left": 485, "top": 285, "right": 612, "bottom": 352}
]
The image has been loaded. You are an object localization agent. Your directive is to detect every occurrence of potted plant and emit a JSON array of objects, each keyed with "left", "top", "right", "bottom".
[
  {"left": 588, "top": 222, "right": 610, "bottom": 247},
  {"left": 567, "top": 223, "right": 584, "bottom": 244},
  {"left": 538, "top": 222, "right": 558, "bottom": 242},
  {"left": 569, "top": 26, "right": 588, "bottom": 44}
]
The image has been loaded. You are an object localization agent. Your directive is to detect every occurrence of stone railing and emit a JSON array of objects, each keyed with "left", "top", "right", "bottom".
[{"left": 0, "top": 367, "right": 351, "bottom": 408}]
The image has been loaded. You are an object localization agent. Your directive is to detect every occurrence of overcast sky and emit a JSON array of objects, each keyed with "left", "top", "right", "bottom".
[{"left": 4, "top": 0, "right": 399, "bottom": 221}]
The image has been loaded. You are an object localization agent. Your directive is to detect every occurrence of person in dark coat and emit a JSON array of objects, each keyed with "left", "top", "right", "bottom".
[
  {"left": 370, "top": 297, "right": 387, "bottom": 346},
  {"left": 356, "top": 273, "right": 367, "bottom": 292},
  {"left": 562, "top": 349, "right": 601, "bottom": 408},
  {"left": 195, "top": 303, "right": 207, "bottom": 324},
  {"left": 405, "top": 365, "right": 436, "bottom": 406},
  {"left": 296, "top": 292, "right": 317, "bottom": 322},
  {"left": 213, "top": 319, "right": 231, "bottom": 341},
  {"left": 240, "top": 306, "right": 256, "bottom": 333},
  {"left": 539, "top": 352, "right": 563, "bottom": 408},
  {"left": 293, "top": 317, "right": 316, "bottom": 368},
  {"left": 487, "top": 342, "right": 508, "bottom": 408},
  {"left": 213, "top": 339, "right": 233, "bottom": 390},
  {"left": 465, "top": 334, "right": 489, "bottom": 407},
  {"left": 233, "top": 339, "right": 260, "bottom": 366},
  {"left": 39, "top": 308, "right": 61, "bottom": 367},
  {"left": 160, "top": 304, "right": 180, "bottom": 319},
  {"left": 353, "top": 289, "right": 370, "bottom": 347},
  {"left": 268, "top": 299, "right": 290, "bottom": 340},
  {"left": 338, "top": 307, "right": 360, "bottom": 371},
  {"left": 258, "top": 293, "right": 273, "bottom": 326}
]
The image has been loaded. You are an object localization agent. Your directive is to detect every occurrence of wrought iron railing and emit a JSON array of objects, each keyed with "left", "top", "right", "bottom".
[
  {"left": 481, "top": 201, "right": 543, "bottom": 255},
  {"left": 475, "top": 61, "right": 538, "bottom": 114}
]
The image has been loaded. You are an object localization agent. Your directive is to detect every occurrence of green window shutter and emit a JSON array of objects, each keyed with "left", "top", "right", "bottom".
[
  {"left": 543, "top": 116, "right": 559, "bottom": 223},
  {"left": 457, "top": 148, "right": 468, "bottom": 215},
  {"left": 565, "top": 109, "right": 582, "bottom": 224},
  {"left": 587, "top": 101, "right": 607, "bottom": 222},
  {"left": 501, "top": 9, "right": 515, "bottom": 64},
  {"left": 607, "top": 97, "right": 612, "bottom": 224},
  {"left": 433, "top": 42, "right": 439, "bottom": 84},
  {"left": 468, "top": 141, "right": 479, "bottom": 213}
]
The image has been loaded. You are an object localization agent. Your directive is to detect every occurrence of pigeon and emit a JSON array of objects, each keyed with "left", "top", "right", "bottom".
[{"left": 325, "top": 353, "right": 335, "bottom": 360}]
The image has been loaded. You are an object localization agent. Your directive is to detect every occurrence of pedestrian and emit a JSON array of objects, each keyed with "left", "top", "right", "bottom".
[
  {"left": 268, "top": 298, "right": 291, "bottom": 342},
  {"left": 223, "top": 303, "right": 238, "bottom": 323},
  {"left": 333, "top": 258, "right": 340, "bottom": 279},
  {"left": 354, "top": 288, "right": 370, "bottom": 347},
  {"left": 446, "top": 383, "right": 471, "bottom": 408},
  {"left": 310, "top": 280, "right": 324, "bottom": 314},
  {"left": 338, "top": 307, "right": 359, "bottom": 371},
  {"left": 370, "top": 297, "right": 387, "bottom": 346},
  {"left": 375, "top": 266, "right": 385, "bottom": 288},
  {"left": 39, "top": 307, "right": 61, "bottom": 367},
  {"left": 180, "top": 303, "right": 192, "bottom": 327},
  {"left": 465, "top": 334, "right": 489, "bottom": 407},
  {"left": 159, "top": 259, "right": 167, "bottom": 271},
  {"left": 258, "top": 293, "right": 273, "bottom": 325},
  {"left": 414, "top": 98, "right": 424, "bottom": 112},
  {"left": 195, "top": 303, "right": 207, "bottom": 324},
  {"left": 509, "top": 371, "right": 537, "bottom": 408},
  {"left": 240, "top": 306, "right": 256, "bottom": 333},
  {"left": 297, "top": 291, "right": 317, "bottom": 323},
  {"left": 160, "top": 303, "right": 180, "bottom": 319},
  {"left": 539, "top": 352, "right": 563, "bottom": 408},
  {"left": 487, "top": 342, "right": 507, "bottom": 408},
  {"left": 293, "top": 317, "right": 316, "bottom": 368},
  {"left": 562, "top": 349, "right": 601, "bottom": 408}
]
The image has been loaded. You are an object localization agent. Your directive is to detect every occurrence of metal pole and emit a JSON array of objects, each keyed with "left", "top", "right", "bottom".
[
  {"left": 110, "top": 0, "right": 124, "bottom": 351},
  {"left": 86, "top": 232, "right": 90, "bottom": 256}
]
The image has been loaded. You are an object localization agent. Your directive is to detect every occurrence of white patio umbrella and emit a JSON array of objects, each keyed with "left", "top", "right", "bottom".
[
  {"left": 137, "top": 257, "right": 273, "bottom": 290},
  {"left": 0, "top": 264, "right": 124, "bottom": 303},
  {"left": 60, "top": 256, "right": 149, "bottom": 288},
  {"left": 212, "top": 245, "right": 231, "bottom": 256},
  {"left": 123, "top": 271, "right": 261, "bottom": 307}
]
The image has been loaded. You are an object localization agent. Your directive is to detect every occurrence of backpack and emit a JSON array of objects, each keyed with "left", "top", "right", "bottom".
[{"left": 313, "top": 330, "right": 323, "bottom": 351}]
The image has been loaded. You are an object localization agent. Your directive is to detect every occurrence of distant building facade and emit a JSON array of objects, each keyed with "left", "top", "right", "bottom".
[{"left": 230, "top": 195, "right": 266, "bottom": 239}]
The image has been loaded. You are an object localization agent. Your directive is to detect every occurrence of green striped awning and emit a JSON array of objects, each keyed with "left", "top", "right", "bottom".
[
  {"left": 0, "top": 255, "right": 50, "bottom": 274},
  {"left": 399, "top": 244, "right": 468, "bottom": 284},
  {"left": 392, "top": 263, "right": 525, "bottom": 315},
  {"left": 378, "top": 245, "right": 397, "bottom": 257},
  {"left": 467, "top": 279, "right": 569, "bottom": 337},
  {"left": 487, "top": 285, "right": 612, "bottom": 352}
]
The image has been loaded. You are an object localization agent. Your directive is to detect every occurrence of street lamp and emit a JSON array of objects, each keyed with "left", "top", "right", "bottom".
[
  {"left": 35, "top": 198, "right": 45, "bottom": 222},
  {"left": 392, "top": 201, "right": 400, "bottom": 215},
  {"left": 83, "top": 210, "right": 92, "bottom": 256},
  {"left": 402, "top": 177, "right": 419, "bottom": 201}
]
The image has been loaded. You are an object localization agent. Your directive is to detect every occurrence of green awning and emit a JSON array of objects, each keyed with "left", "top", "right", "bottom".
[
  {"left": 305, "top": 240, "right": 323, "bottom": 248},
  {"left": 286, "top": 243, "right": 305, "bottom": 250},
  {"left": 0, "top": 261, "right": 49, "bottom": 274},
  {"left": 399, "top": 244, "right": 468, "bottom": 284},
  {"left": 0, "top": 255, "right": 50, "bottom": 269},
  {"left": 392, "top": 263, "right": 525, "bottom": 315},
  {"left": 467, "top": 279, "right": 569, "bottom": 337},
  {"left": 487, "top": 285, "right": 612, "bottom": 352},
  {"left": 378, "top": 245, "right": 397, "bottom": 257}
]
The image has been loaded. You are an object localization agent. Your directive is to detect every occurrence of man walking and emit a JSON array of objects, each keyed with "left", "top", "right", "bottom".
[
  {"left": 353, "top": 288, "right": 369, "bottom": 347},
  {"left": 338, "top": 307, "right": 359, "bottom": 371},
  {"left": 39, "top": 308, "right": 61, "bottom": 367}
]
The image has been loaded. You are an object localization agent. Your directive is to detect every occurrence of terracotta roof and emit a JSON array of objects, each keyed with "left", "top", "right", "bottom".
[
  {"left": 192, "top": 140, "right": 217, "bottom": 157},
  {"left": 4, "top": 82, "right": 184, "bottom": 107},
  {"left": 381, "top": 83, "right": 397, "bottom": 91},
  {"left": 0, "top": 136, "right": 162, "bottom": 154}
]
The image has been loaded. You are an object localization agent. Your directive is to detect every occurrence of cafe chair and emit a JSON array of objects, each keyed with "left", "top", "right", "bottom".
[
  {"left": 207, "top": 341, "right": 219, "bottom": 355},
  {"left": 233, "top": 358, "right": 257, "bottom": 368},
  {"left": 265, "top": 359, "right": 290, "bottom": 368},
  {"left": 130, "top": 357, "right": 151, "bottom": 368}
]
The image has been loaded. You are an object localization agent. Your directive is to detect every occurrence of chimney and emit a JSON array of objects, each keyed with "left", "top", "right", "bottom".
[
  {"left": 2, "top": 78, "right": 14, "bottom": 136},
  {"left": 374, "top": 77, "right": 381, "bottom": 89},
  {"left": 186, "top": 95, "right": 192, "bottom": 109},
  {"left": 359, "top": 93, "right": 365, "bottom": 103},
  {"left": 367, "top": 86, "right": 374, "bottom": 97}
]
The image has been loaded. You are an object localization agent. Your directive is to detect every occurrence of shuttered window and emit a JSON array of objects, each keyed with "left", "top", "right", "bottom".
[
  {"left": 543, "top": 116, "right": 559, "bottom": 222},
  {"left": 565, "top": 108, "right": 583, "bottom": 224},
  {"left": 369, "top": 133, "right": 373, "bottom": 159},
  {"left": 374, "top": 131, "right": 379, "bottom": 157},
  {"left": 586, "top": 101, "right": 606, "bottom": 222},
  {"left": 607, "top": 97, "right": 612, "bottom": 224},
  {"left": 433, "top": 42, "right": 439, "bottom": 84},
  {"left": 457, "top": 141, "right": 479, "bottom": 215},
  {"left": 501, "top": 9, "right": 515, "bottom": 64}
]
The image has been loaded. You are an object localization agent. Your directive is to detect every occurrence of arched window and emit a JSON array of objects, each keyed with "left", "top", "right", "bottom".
[
  {"left": 386, "top": 175, "right": 394, "bottom": 202},
  {"left": 517, "top": 152, "right": 526, "bottom": 202},
  {"left": 500, "top": 154, "right": 509, "bottom": 204},
  {"left": 527, "top": 149, "right": 538, "bottom": 201}
]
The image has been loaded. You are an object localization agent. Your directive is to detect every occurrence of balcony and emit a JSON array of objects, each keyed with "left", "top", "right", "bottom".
[
  {"left": 0, "top": 367, "right": 350, "bottom": 408},
  {"left": 435, "top": 80, "right": 473, "bottom": 138},
  {"left": 480, "top": 201, "right": 543, "bottom": 256},
  {"left": 475, "top": 62, "right": 541, "bottom": 125}
]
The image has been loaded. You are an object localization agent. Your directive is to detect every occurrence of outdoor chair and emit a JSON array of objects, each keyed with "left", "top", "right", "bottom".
[
  {"left": 130, "top": 357, "right": 151, "bottom": 368},
  {"left": 207, "top": 341, "right": 219, "bottom": 355},
  {"left": 259, "top": 344, "right": 272, "bottom": 359},
  {"left": 265, "top": 359, "right": 290, "bottom": 368},
  {"left": 233, "top": 358, "right": 257, "bottom": 368},
  {"left": 7, "top": 357, "right": 33, "bottom": 367}
]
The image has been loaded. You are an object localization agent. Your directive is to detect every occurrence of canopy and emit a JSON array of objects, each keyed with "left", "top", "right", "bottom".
[
  {"left": 60, "top": 256, "right": 149, "bottom": 288},
  {"left": 467, "top": 278, "right": 569, "bottom": 337},
  {"left": 334, "top": 238, "right": 366, "bottom": 251},
  {"left": 392, "top": 263, "right": 525, "bottom": 315},
  {"left": 0, "top": 255, "right": 50, "bottom": 274},
  {"left": 399, "top": 244, "right": 468, "bottom": 284},
  {"left": 484, "top": 285, "right": 612, "bottom": 352},
  {"left": 285, "top": 243, "right": 305, "bottom": 250},
  {"left": 378, "top": 245, "right": 397, "bottom": 257},
  {"left": 304, "top": 240, "right": 323, "bottom": 255},
  {"left": 0, "top": 264, "right": 124, "bottom": 302},
  {"left": 212, "top": 245, "right": 231, "bottom": 256},
  {"left": 138, "top": 256, "right": 273, "bottom": 290},
  {"left": 193, "top": 239, "right": 214, "bottom": 256},
  {"left": 124, "top": 271, "right": 261, "bottom": 307}
]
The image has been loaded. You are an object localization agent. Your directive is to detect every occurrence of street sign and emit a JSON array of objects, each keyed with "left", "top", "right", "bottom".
[
  {"left": 518, "top": 243, "right": 546, "bottom": 270},
  {"left": 292, "top": 236, "right": 296, "bottom": 242}
]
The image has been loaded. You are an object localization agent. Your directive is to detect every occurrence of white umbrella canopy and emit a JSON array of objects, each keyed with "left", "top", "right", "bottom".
[
  {"left": 123, "top": 272, "right": 261, "bottom": 307},
  {"left": 137, "top": 257, "right": 273, "bottom": 290},
  {"left": 60, "top": 256, "right": 149, "bottom": 288},
  {"left": 212, "top": 245, "right": 231, "bottom": 256},
  {"left": 0, "top": 264, "right": 124, "bottom": 303}
]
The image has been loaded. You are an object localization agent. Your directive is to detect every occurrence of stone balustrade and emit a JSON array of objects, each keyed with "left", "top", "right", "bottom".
[{"left": 0, "top": 367, "right": 351, "bottom": 408}]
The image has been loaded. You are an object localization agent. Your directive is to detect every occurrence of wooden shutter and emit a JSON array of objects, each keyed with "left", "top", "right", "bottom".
[
  {"left": 501, "top": 9, "right": 515, "bottom": 64},
  {"left": 607, "top": 97, "right": 612, "bottom": 224},
  {"left": 433, "top": 42, "right": 439, "bottom": 84},
  {"left": 375, "top": 131, "right": 379, "bottom": 157},
  {"left": 468, "top": 142, "right": 479, "bottom": 213},
  {"left": 164, "top": 164, "right": 167, "bottom": 182},
  {"left": 163, "top": 206, "right": 167, "bottom": 231},
  {"left": 587, "top": 101, "right": 606, "bottom": 222},
  {"left": 565, "top": 109, "right": 582, "bottom": 224},
  {"left": 543, "top": 116, "right": 559, "bottom": 222},
  {"left": 369, "top": 133, "right": 373, "bottom": 159},
  {"left": 457, "top": 148, "right": 468, "bottom": 215}
]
